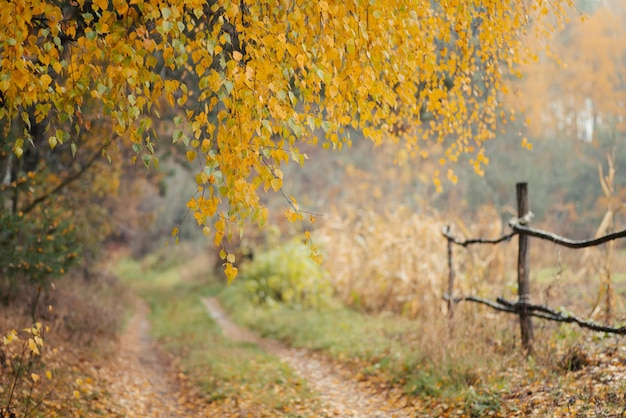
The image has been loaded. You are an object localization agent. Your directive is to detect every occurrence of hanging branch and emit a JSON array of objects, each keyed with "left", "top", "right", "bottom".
[
  {"left": 442, "top": 225, "right": 517, "bottom": 247},
  {"left": 21, "top": 143, "right": 107, "bottom": 216},
  {"left": 509, "top": 219, "right": 626, "bottom": 249}
]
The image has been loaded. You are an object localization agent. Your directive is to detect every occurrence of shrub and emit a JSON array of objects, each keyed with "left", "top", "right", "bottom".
[
  {"left": 0, "top": 207, "right": 79, "bottom": 314},
  {"left": 237, "top": 240, "right": 333, "bottom": 309}
]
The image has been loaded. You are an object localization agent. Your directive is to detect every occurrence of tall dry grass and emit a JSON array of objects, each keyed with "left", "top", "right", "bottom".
[
  {"left": 316, "top": 201, "right": 626, "bottom": 319},
  {"left": 317, "top": 205, "right": 458, "bottom": 318},
  {"left": 314, "top": 204, "right": 523, "bottom": 388},
  {"left": 315, "top": 203, "right": 524, "bottom": 318}
]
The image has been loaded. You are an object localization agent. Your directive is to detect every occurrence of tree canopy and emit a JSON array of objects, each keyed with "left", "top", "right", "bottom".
[{"left": 1, "top": 0, "right": 572, "bottom": 279}]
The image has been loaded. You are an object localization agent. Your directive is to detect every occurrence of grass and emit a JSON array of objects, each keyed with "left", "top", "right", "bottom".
[
  {"left": 114, "top": 250, "right": 321, "bottom": 416},
  {"left": 219, "top": 280, "right": 512, "bottom": 404},
  {"left": 113, "top": 236, "right": 626, "bottom": 416}
]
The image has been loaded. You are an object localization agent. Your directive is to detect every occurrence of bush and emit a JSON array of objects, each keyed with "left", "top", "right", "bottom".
[
  {"left": 0, "top": 207, "right": 79, "bottom": 308},
  {"left": 237, "top": 240, "right": 333, "bottom": 309}
]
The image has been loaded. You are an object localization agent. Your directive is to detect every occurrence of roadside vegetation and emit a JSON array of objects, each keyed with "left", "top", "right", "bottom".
[
  {"left": 217, "top": 216, "right": 626, "bottom": 416},
  {"left": 0, "top": 269, "right": 131, "bottom": 417},
  {"left": 115, "top": 249, "right": 322, "bottom": 417}
]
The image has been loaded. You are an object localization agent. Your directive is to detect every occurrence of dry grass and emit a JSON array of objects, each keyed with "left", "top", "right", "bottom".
[
  {"left": 316, "top": 202, "right": 626, "bottom": 321},
  {"left": 316, "top": 205, "right": 448, "bottom": 318},
  {"left": 312, "top": 204, "right": 518, "bottom": 391},
  {"left": 44, "top": 272, "right": 131, "bottom": 347},
  {"left": 0, "top": 270, "right": 131, "bottom": 416}
]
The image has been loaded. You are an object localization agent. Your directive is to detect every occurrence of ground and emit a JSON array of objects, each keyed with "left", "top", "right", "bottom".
[
  {"left": 97, "top": 296, "right": 413, "bottom": 417},
  {"left": 202, "top": 297, "right": 411, "bottom": 417},
  {"left": 93, "top": 298, "right": 190, "bottom": 417},
  {"left": 58, "top": 252, "right": 626, "bottom": 418}
]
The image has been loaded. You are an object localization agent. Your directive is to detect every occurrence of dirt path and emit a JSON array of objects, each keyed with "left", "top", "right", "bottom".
[
  {"left": 202, "top": 297, "right": 411, "bottom": 418},
  {"left": 99, "top": 299, "right": 190, "bottom": 417}
]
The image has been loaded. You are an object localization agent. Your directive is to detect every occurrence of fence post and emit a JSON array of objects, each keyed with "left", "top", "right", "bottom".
[
  {"left": 446, "top": 236, "right": 455, "bottom": 317},
  {"left": 516, "top": 182, "right": 534, "bottom": 353}
]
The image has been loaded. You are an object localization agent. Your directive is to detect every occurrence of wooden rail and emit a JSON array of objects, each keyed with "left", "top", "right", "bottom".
[{"left": 443, "top": 182, "right": 626, "bottom": 354}]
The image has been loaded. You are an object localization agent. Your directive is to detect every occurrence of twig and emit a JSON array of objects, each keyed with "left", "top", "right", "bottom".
[
  {"left": 259, "top": 153, "right": 322, "bottom": 218},
  {"left": 443, "top": 293, "right": 516, "bottom": 314}
]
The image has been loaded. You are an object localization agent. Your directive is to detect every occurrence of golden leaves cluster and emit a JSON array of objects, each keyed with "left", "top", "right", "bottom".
[{"left": 1, "top": 0, "right": 569, "bottom": 276}]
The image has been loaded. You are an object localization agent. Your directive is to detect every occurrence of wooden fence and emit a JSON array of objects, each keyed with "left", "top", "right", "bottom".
[{"left": 443, "top": 182, "right": 626, "bottom": 353}]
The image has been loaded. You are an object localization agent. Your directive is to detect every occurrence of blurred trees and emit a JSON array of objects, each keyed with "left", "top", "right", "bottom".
[
  {"left": 522, "top": 0, "right": 626, "bottom": 144},
  {"left": 0, "top": 111, "right": 152, "bottom": 306},
  {"left": 428, "top": 0, "right": 626, "bottom": 237}
]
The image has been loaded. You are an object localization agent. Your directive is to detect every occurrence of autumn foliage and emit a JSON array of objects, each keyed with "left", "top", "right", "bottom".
[{"left": 0, "top": 0, "right": 575, "bottom": 279}]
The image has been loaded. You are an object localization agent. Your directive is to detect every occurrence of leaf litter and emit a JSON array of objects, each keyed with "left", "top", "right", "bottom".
[{"left": 94, "top": 298, "right": 195, "bottom": 417}]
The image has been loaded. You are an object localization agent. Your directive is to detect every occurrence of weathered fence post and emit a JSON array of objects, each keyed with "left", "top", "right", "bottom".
[
  {"left": 516, "top": 182, "right": 534, "bottom": 353},
  {"left": 446, "top": 236, "right": 455, "bottom": 317}
]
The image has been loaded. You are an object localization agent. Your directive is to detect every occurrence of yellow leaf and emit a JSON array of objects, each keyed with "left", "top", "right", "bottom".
[
  {"left": 270, "top": 177, "right": 282, "bottom": 191},
  {"left": 40, "top": 74, "right": 52, "bottom": 88},
  {"left": 52, "top": 61, "right": 63, "bottom": 74},
  {"left": 93, "top": 0, "right": 108, "bottom": 11},
  {"left": 224, "top": 262, "right": 238, "bottom": 283},
  {"left": 296, "top": 53, "right": 306, "bottom": 69},
  {"left": 3, "top": 329, "right": 17, "bottom": 345},
  {"left": 285, "top": 209, "right": 302, "bottom": 222},
  {"left": 186, "top": 150, "right": 197, "bottom": 162},
  {"left": 289, "top": 195, "right": 299, "bottom": 210},
  {"left": 113, "top": 0, "right": 128, "bottom": 14},
  {"left": 31, "top": 373, "right": 40, "bottom": 383},
  {"left": 214, "top": 230, "right": 224, "bottom": 246},
  {"left": 233, "top": 50, "right": 243, "bottom": 61},
  {"left": 46, "top": 370, "right": 52, "bottom": 380},
  {"left": 28, "top": 338, "right": 40, "bottom": 355}
]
